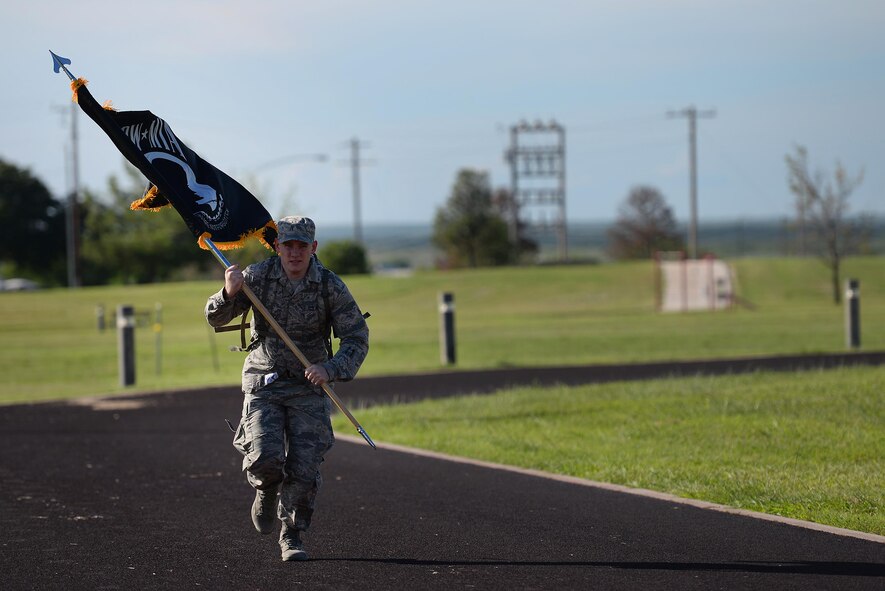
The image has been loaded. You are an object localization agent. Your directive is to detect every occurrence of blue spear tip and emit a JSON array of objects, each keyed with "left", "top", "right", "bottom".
[
  {"left": 49, "top": 50, "right": 75, "bottom": 81},
  {"left": 49, "top": 50, "right": 70, "bottom": 72}
]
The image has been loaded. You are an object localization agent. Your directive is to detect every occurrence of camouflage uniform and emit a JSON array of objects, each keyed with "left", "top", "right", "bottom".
[{"left": 205, "top": 237, "right": 368, "bottom": 535}]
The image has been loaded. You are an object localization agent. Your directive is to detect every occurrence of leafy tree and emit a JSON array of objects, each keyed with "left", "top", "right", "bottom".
[
  {"left": 228, "top": 232, "right": 277, "bottom": 268},
  {"left": 607, "top": 186, "right": 684, "bottom": 260},
  {"left": 319, "top": 240, "right": 370, "bottom": 275},
  {"left": 785, "top": 145, "right": 868, "bottom": 304},
  {"left": 432, "top": 169, "right": 513, "bottom": 268},
  {"left": 490, "top": 188, "right": 538, "bottom": 262},
  {"left": 79, "top": 165, "right": 212, "bottom": 284},
  {"left": 0, "top": 159, "right": 66, "bottom": 285}
]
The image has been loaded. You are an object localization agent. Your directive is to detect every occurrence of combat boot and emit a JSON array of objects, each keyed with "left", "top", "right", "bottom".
[
  {"left": 251, "top": 486, "right": 279, "bottom": 534},
  {"left": 279, "top": 523, "right": 309, "bottom": 561}
]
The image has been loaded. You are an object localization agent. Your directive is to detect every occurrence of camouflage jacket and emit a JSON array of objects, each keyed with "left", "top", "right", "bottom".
[{"left": 205, "top": 255, "right": 369, "bottom": 394}]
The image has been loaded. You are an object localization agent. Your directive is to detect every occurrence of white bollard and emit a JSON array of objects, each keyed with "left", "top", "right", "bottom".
[
  {"left": 439, "top": 292, "right": 456, "bottom": 365},
  {"left": 117, "top": 305, "right": 136, "bottom": 386}
]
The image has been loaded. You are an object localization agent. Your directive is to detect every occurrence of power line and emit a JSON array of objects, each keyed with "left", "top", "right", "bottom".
[{"left": 251, "top": 153, "right": 327, "bottom": 173}]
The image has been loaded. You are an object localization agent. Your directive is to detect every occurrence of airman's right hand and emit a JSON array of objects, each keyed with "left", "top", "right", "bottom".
[{"left": 224, "top": 264, "right": 244, "bottom": 299}]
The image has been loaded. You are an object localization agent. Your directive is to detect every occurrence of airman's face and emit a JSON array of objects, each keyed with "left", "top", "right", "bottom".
[{"left": 275, "top": 239, "right": 317, "bottom": 279}]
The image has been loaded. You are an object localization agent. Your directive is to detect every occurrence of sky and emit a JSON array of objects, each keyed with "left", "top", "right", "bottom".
[{"left": 1, "top": 0, "right": 883, "bottom": 234}]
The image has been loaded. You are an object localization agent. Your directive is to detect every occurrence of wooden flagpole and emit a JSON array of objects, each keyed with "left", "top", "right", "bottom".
[{"left": 204, "top": 238, "right": 376, "bottom": 449}]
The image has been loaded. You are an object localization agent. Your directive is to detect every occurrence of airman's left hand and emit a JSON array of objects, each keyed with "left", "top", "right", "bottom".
[{"left": 304, "top": 364, "right": 330, "bottom": 386}]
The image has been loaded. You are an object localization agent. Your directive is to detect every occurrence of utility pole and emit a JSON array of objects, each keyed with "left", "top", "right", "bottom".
[
  {"left": 343, "top": 138, "right": 371, "bottom": 245},
  {"left": 61, "top": 101, "right": 81, "bottom": 288},
  {"left": 667, "top": 106, "right": 715, "bottom": 259}
]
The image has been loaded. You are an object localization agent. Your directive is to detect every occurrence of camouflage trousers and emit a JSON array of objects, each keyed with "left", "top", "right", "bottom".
[{"left": 233, "top": 379, "right": 335, "bottom": 532}]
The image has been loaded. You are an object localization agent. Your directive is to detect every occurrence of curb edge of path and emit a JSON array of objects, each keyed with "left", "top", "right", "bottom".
[{"left": 336, "top": 434, "right": 885, "bottom": 545}]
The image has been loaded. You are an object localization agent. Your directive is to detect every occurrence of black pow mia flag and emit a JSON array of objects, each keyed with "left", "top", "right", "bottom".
[{"left": 74, "top": 82, "right": 276, "bottom": 250}]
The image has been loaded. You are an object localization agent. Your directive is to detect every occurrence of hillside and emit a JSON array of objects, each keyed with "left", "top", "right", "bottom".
[
  {"left": 319, "top": 217, "right": 885, "bottom": 269},
  {"left": 1, "top": 256, "right": 882, "bottom": 403}
]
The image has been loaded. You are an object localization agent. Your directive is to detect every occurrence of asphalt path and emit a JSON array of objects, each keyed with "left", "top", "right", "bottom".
[
  {"left": 333, "top": 351, "right": 885, "bottom": 406},
  {"left": 2, "top": 356, "right": 884, "bottom": 590}
]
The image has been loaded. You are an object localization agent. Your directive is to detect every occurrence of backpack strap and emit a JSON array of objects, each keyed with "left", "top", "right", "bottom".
[
  {"left": 214, "top": 309, "right": 260, "bottom": 352},
  {"left": 215, "top": 265, "right": 274, "bottom": 354},
  {"left": 321, "top": 268, "right": 371, "bottom": 360},
  {"left": 237, "top": 309, "right": 250, "bottom": 350},
  {"left": 321, "top": 268, "right": 334, "bottom": 359}
]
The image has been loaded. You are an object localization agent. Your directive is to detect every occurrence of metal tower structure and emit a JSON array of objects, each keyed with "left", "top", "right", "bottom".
[{"left": 505, "top": 119, "right": 567, "bottom": 261}]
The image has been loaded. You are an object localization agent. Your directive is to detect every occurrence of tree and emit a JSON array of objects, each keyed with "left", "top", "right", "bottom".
[
  {"left": 607, "top": 186, "right": 684, "bottom": 260},
  {"left": 0, "top": 159, "right": 66, "bottom": 285},
  {"left": 785, "top": 145, "right": 867, "bottom": 304},
  {"left": 319, "top": 240, "right": 370, "bottom": 275},
  {"left": 432, "top": 169, "right": 513, "bottom": 268},
  {"left": 490, "top": 188, "right": 538, "bottom": 262},
  {"left": 79, "top": 165, "right": 212, "bottom": 284}
]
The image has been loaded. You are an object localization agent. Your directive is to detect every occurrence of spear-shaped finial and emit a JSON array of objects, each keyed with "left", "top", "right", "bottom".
[{"left": 49, "top": 50, "right": 75, "bottom": 81}]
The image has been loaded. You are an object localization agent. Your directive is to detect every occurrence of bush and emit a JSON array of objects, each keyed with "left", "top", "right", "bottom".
[{"left": 319, "top": 240, "right": 371, "bottom": 275}]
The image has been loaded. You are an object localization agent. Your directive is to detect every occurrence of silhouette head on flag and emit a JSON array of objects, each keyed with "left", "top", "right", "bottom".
[{"left": 71, "top": 79, "right": 276, "bottom": 251}]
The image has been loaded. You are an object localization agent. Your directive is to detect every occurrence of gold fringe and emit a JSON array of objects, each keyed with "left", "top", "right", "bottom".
[
  {"left": 197, "top": 221, "right": 277, "bottom": 251},
  {"left": 70, "top": 78, "right": 88, "bottom": 103},
  {"left": 102, "top": 100, "right": 116, "bottom": 111},
  {"left": 129, "top": 186, "right": 169, "bottom": 212}
]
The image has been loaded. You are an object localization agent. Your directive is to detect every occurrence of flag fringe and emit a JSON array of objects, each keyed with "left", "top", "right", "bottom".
[
  {"left": 73, "top": 84, "right": 276, "bottom": 251},
  {"left": 70, "top": 78, "right": 89, "bottom": 103},
  {"left": 129, "top": 185, "right": 169, "bottom": 212},
  {"left": 197, "top": 220, "right": 277, "bottom": 251}
]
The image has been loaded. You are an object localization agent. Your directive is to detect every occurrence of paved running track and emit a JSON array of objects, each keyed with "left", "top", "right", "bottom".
[{"left": 2, "top": 355, "right": 883, "bottom": 590}]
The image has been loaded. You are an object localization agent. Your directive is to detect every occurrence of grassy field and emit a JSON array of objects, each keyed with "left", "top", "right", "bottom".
[
  {"left": 0, "top": 255, "right": 883, "bottom": 403},
  {"left": 333, "top": 366, "right": 885, "bottom": 535},
  {"left": 1, "top": 255, "right": 882, "bottom": 534}
]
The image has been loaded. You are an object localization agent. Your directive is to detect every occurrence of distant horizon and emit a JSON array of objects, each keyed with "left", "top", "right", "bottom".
[{"left": 318, "top": 214, "right": 884, "bottom": 232}]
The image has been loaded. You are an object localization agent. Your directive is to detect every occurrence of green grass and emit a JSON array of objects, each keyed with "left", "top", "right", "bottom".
[
  {"left": 0, "top": 256, "right": 883, "bottom": 402},
  {"left": 334, "top": 366, "right": 885, "bottom": 535},
  {"left": 2, "top": 256, "right": 882, "bottom": 534}
]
